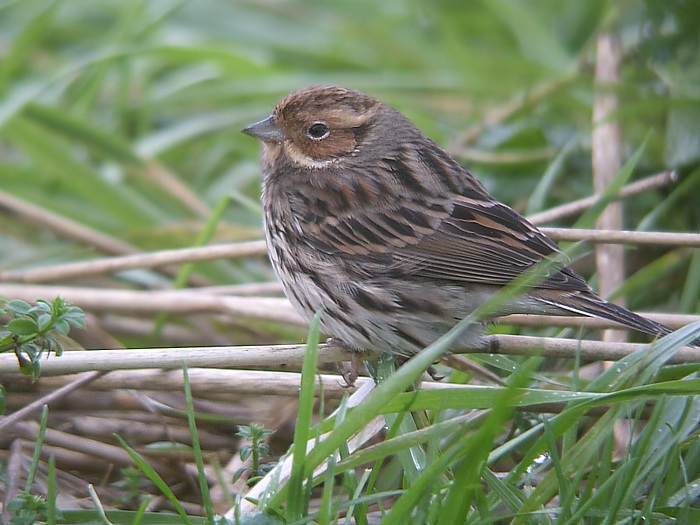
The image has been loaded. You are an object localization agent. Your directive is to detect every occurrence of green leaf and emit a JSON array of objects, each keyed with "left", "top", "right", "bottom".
[
  {"left": 5, "top": 300, "right": 33, "bottom": 316},
  {"left": 7, "top": 318, "right": 38, "bottom": 336}
]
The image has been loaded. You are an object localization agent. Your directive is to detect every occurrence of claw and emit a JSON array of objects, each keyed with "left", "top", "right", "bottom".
[
  {"left": 337, "top": 362, "right": 358, "bottom": 388},
  {"left": 427, "top": 365, "right": 445, "bottom": 381}
]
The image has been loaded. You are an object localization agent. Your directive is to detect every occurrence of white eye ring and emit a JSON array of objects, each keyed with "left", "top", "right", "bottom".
[{"left": 307, "top": 122, "right": 330, "bottom": 140}]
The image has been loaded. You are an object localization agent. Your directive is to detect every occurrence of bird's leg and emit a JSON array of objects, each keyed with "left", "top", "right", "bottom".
[{"left": 327, "top": 337, "right": 362, "bottom": 387}]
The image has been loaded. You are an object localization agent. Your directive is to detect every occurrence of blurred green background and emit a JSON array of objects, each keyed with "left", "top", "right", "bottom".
[
  {"left": 1, "top": 0, "right": 699, "bottom": 325},
  {"left": 2, "top": 1, "right": 700, "bottom": 521}
]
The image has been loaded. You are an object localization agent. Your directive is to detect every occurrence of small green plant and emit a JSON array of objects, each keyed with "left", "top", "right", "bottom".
[
  {"left": 111, "top": 466, "right": 151, "bottom": 508},
  {"left": 233, "top": 423, "right": 276, "bottom": 486},
  {"left": 6, "top": 492, "right": 48, "bottom": 525},
  {"left": 0, "top": 297, "right": 86, "bottom": 380}
]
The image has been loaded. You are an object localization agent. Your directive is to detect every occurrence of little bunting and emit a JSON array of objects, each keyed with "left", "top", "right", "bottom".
[{"left": 243, "top": 85, "right": 694, "bottom": 358}]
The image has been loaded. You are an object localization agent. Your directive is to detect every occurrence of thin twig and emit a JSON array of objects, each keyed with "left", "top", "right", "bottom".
[
  {"left": 0, "top": 371, "right": 106, "bottom": 433},
  {"left": 0, "top": 284, "right": 304, "bottom": 325},
  {"left": 0, "top": 241, "right": 268, "bottom": 283},
  {"left": 473, "top": 334, "right": 700, "bottom": 362},
  {"left": 0, "top": 343, "right": 351, "bottom": 375},
  {"left": 2, "top": 335, "right": 699, "bottom": 378},
  {"left": 0, "top": 190, "right": 211, "bottom": 286},
  {"left": 0, "top": 190, "right": 138, "bottom": 256},
  {"left": 541, "top": 228, "right": 700, "bottom": 247},
  {"left": 3, "top": 223, "right": 696, "bottom": 286},
  {"left": 22, "top": 369, "right": 610, "bottom": 422},
  {"left": 32, "top": 369, "right": 374, "bottom": 399},
  {"left": 1, "top": 441, "right": 23, "bottom": 524},
  {"left": 500, "top": 312, "right": 699, "bottom": 330},
  {"left": 10, "top": 420, "right": 142, "bottom": 466},
  {"left": 527, "top": 171, "right": 677, "bottom": 225}
]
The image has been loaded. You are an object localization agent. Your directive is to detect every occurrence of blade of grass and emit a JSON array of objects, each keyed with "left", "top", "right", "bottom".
[
  {"left": 286, "top": 309, "right": 322, "bottom": 521},
  {"left": 47, "top": 454, "right": 57, "bottom": 525},
  {"left": 680, "top": 248, "right": 700, "bottom": 313},
  {"left": 436, "top": 357, "right": 537, "bottom": 524},
  {"left": 88, "top": 484, "right": 116, "bottom": 525},
  {"left": 23, "top": 103, "right": 143, "bottom": 165},
  {"left": 114, "top": 434, "right": 192, "bottom": 525},
  {"left": 24, "top": 404, "right": 48, "bottom": 492},
  {"left": 7, "top": 116, "right": 163, "bottom": 227},
  {"left": 182, "top": 363, "right": 214, "bottom": 524},
  {"left": 0, "top": 0, "right": 58, "bottom": 88}
]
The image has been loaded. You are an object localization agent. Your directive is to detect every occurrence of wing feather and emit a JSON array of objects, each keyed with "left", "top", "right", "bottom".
[{"left": 299, "top": 158, "right": 591, "bottom": 293}]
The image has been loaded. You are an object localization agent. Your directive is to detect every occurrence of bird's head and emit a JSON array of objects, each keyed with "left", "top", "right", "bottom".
[{"left": 242, "top": 85, "right": 381, "bottom": 168}]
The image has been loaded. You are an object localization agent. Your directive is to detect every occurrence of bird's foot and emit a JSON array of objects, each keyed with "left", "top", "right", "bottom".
[
  {"left": 427, "top": 365, "right": 445, "bottom": 381},
  {"left": 328, "top": 338, "right": 362, "bottom": 388}
]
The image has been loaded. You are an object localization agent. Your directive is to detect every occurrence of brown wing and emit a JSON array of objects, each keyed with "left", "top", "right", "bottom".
[
  {"left": 302, "top": 187, "right": 590, "bottom": 292},
  {"left": 390, "top": 194, "right": 592, "bottom": 292},
  {"left": 294, "top": 139, "right": 591, "bottom": 293}
]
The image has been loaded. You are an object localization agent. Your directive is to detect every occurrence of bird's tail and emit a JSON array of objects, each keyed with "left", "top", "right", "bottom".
[{"left": 536, "top": 293, "right": 700, "bottom": 347}]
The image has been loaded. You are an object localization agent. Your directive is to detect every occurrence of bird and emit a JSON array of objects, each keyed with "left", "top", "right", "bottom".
[{"left": 242, "top": 85, "right": 693, "bottom": 359}]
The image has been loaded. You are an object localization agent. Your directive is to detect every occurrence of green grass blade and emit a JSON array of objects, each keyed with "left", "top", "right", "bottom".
[
  {"left": 286, "top": 309, "right": 322, "bottom": 520},
  {"left": 114, "top": 434, "right": 193, "bottom": 525},
  {"left": 47, "top": 454, "right": 57, "bottom": 525},
  {"left": 182, "top": 363, "right": 215, "bottom": 524},
  {"left": 25, "top": 404, "right": 48, "bottom": 492}
]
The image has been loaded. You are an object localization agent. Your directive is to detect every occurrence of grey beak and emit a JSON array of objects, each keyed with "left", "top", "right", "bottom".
[{"left": 242, "top": 115, "right": 288, "bottom": 143}]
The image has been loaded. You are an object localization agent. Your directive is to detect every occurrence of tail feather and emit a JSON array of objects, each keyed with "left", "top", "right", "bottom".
[{"left": 537, "top": 293, "right": 700, "bottom": 347}]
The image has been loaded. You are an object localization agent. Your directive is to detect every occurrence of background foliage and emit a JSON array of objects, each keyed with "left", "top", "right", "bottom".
[{"left": 1, "top": 0, "right": 699, "bottom": 523}]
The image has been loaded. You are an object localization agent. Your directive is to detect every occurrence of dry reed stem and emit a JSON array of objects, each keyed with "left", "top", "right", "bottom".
[
  {"left": 9, "top": 420, "right": 135, "bottom": 466},
  {"left": 0, "top": 343, "right": 351, "bottom": 375},
  {"left": 30, "top": 369, "right": 373, "bottom": 398},
  {"left": 0, "top": 189, "right": 139, "bottom": 257},
  {"left": 501, "top": 312, "right": 698, "bottom": 329},
  {"left": 69, "top": 310, "right": 700, "bottom": 345},
  {"left": 527, "top": 171, "right": 677, "bottom": 225},
  {"left": 478, "top": 334, "right": 700, "bottom": 362},
  {"left": 0, "top": 284, "right": 304, "bottom": 325},
  {"left": 0, "top": 371, "right": 105, "bottom": 433},
  {"left": 0, "top": 241, "right": 268, "bottom": 284},
  {"left": 2, "top": 334, "right": 699, "bottom": 379},
  {"left": 143, "top": 160, "right": 211, "bottom": 218},
  {"left": 2, "top": 224, "right": 696, "bottom": 285},
  {"left": 541, "top": 228, "right": 700, "bottom": 246},
  {"left": 6, "top": 371, "right": 612, "bottom": 426},
  {"left": 1, "top": 441, "right": 23, "bottom": 524}
]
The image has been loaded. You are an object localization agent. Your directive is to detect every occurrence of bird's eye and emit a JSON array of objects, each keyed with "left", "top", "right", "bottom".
[{"left": 307, "top": 122, "right": 330, "bottom": 140}]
